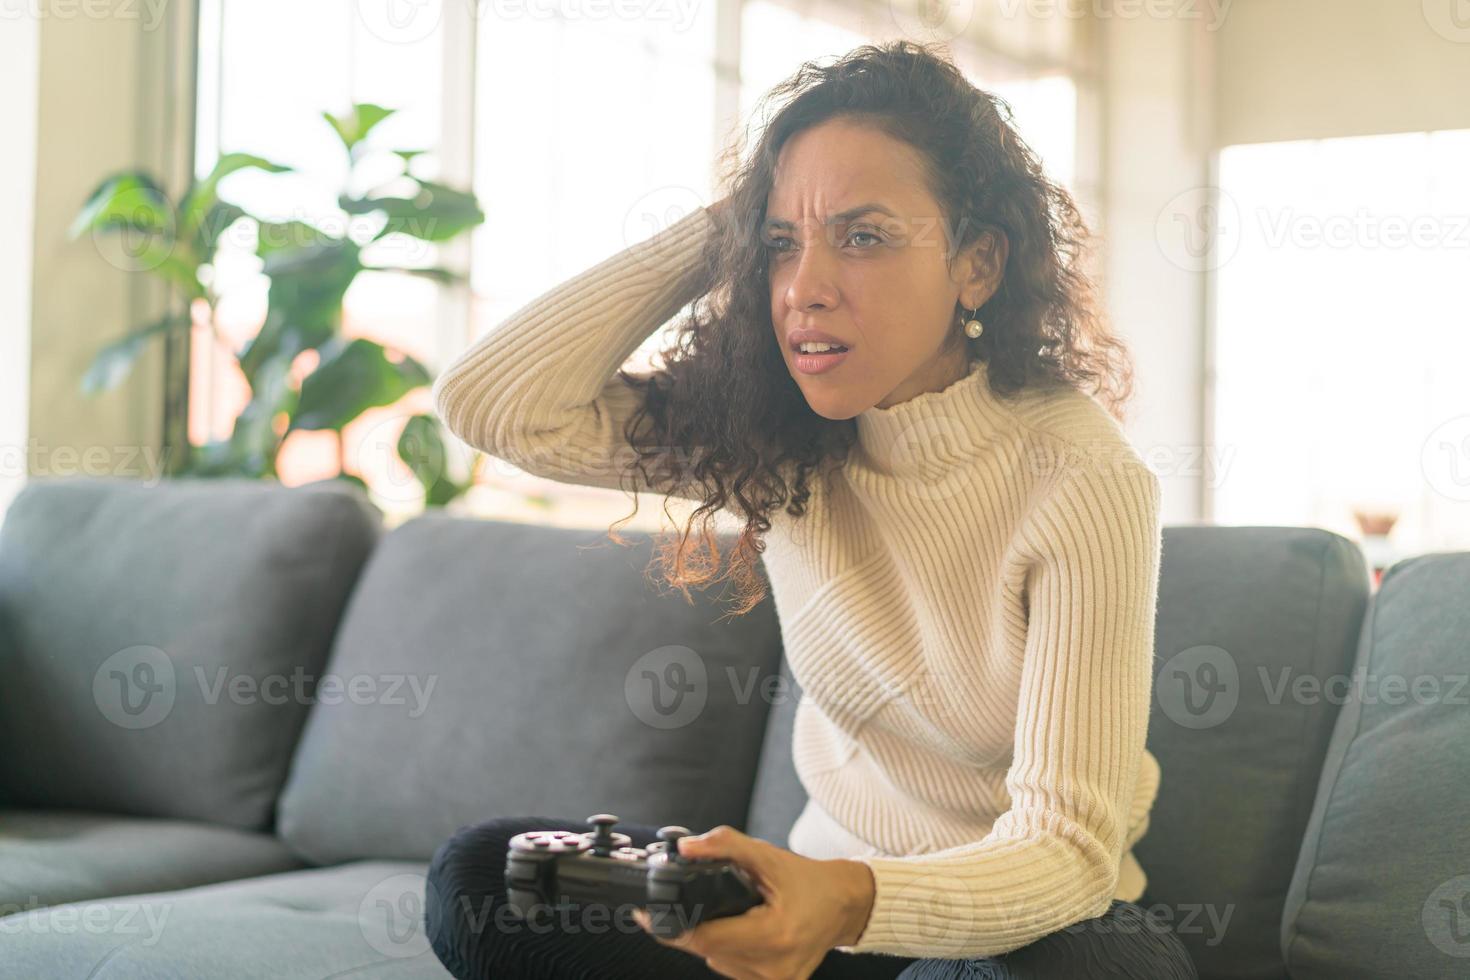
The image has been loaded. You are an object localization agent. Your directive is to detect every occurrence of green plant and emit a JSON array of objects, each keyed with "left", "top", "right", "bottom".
[{"left": 71, "top": 102, "right": 484, "bottom": 504}]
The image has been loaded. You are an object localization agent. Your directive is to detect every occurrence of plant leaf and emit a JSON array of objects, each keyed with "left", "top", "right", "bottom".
[
  {"left": 178, "top": 152, "right": 290, "bottom": 245},
  {"left": 194, "top": 201, "right": 249, "bottom": 260},
  {"left": 323, "top": 103, "right": 396, "bottom": 153},
  {"left": 291, "top": 339, "right": 431, "bottom": 432},
  {"left": 341, "top": 179, "right": 485, "bottom": 242},
  {"left": 81, "top": 313, "right": 189, "bottom": 396},
  {"left": 255, "top": 219, "right": 339, "bottom": 257},
  {"left": 227, "top": 351, "right": 297, "bottom": 475},
  {"left": 239, "top": 238, "right": 362, "bottom": 383},
  {"left": 363, "top": 264, "right": 465, "bottom": 284},
  {"left": 69, "top": 172, "right": 173, "bottom": 241},
  {"left": 396, "top": 414, "right": 462, "bottom": 505}
]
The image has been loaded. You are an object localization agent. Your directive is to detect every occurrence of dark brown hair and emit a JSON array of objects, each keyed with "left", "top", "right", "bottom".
[{"left": 608, "top": 39, "right": 1135, "bottom": 619}]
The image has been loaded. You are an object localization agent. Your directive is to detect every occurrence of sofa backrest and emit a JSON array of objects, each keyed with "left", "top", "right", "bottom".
[
  {"left": 0, "top": 475, "right": 381, "bottom": 830},
  {"left": 274, "top": 512, "right": 786, "bottom": 864},
  {"left": 1139, "top": 526, "right": 1369, "bottom": 980},
  {"left": 1280, "top": 551, "right": 1470, "bottom": 979},
  {"left": 744, "top": 653, "right": 806, "bottom": 848}
]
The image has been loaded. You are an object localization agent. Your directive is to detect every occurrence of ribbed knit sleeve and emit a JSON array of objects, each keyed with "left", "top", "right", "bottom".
[
  {"left": 837, "top": 453, "right": 1163, "bottom": 959},
  {"left": 431, "top": 204, "right": 715, "bottom": 499}
]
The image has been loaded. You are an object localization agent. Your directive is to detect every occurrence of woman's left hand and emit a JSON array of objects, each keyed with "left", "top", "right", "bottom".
[{"left": 631, "top": 825, "right": 876, "bottom": 980}]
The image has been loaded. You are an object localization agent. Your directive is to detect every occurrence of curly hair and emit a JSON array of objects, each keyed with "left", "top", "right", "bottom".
[{"left": 606, "top": 39, "right": 1136, "bottom": 620}]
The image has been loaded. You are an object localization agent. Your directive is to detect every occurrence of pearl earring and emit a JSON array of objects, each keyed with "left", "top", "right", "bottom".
[{"left": 963, "top": 307, "right": 984, "bottom": 339}]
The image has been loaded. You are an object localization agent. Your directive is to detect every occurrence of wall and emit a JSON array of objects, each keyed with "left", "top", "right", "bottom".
[
  {"left": 22, "top": 2, "right": 193, "bottom": 502},
  {"left": 1094, "top": 8, "right": 1219, "bottom": 524},
  {"left": 1216, "top": 0, "right": 1470, "bottom": 146}
]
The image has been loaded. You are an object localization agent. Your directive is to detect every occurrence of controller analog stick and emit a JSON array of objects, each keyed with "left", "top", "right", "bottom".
[
  {"left": 656, "top": 825, "right": 692, "bottom": 863},
  {"left": 587, "top": 813, "right": 620, "bottom": 856}
]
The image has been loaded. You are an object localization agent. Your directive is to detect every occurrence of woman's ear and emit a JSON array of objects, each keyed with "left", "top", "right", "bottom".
[{"left": 961, "top": 226, "right": 1009, "bottom": 309}]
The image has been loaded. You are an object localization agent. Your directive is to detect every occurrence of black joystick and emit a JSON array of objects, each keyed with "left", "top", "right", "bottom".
[
  {"left": 657, "top": 825, "right": 690, "bottom": 862},
  {"left": 505, "top": 814, "right": 764, "bottom": 938},
  {"left": 588, "top": 814, "right": 620, "bottom": 856}
]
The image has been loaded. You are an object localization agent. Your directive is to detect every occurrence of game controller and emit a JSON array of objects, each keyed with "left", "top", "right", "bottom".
[{"left": 505, "top": 814, "right": 765, "bottom": 938}]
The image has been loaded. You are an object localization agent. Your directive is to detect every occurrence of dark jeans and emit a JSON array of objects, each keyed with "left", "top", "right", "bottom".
[{"left": 425, "top": 816, "right": 1197, "bottom": 980}]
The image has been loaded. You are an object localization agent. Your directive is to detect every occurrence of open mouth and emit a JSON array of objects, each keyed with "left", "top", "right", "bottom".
[{"left": 790, "top": 343, "right": 852, "bottom": 375}]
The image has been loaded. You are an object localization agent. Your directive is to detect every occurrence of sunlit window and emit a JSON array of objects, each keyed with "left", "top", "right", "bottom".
[
  {"left": 462, "top": 3, "right": 719, "bottom": 529},
  {"left": 197, "top": 0, "right": 1089, "bottom": 530},
  {"left": 1213, "top": 129, "right": 1470, "bottom": 570},
  {"left": 195, "top": 0, "right": 449, "bottom": 521}
]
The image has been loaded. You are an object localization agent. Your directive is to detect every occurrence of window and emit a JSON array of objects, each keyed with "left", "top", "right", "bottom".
[
  {"left": 195, "top": 0, "right": 453, "bottom": 524},
  {"left": 196, "top": 0, "right": 1091, "bottom": 529},
  {"left": 1212, "top": 129, "right": 1470, "bottom": 565}
]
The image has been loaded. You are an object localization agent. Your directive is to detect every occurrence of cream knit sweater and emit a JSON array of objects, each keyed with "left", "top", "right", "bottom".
[{"left": 432, "top": 203, "right": 1165, "bottom": 960}]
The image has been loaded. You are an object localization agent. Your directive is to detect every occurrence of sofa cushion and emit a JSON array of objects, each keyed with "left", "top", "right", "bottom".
[
  {"left": 275, "top": 514, "right": 784, "bottom": 864},
  {"left": 1135, "top": 526, "right": 1369, "bottom": 980},
  {"left": 0, "top": 809, "right": 305, "bottom": 915},
  {"left": 1281, "top": 552, "right": 1470, "bottom": 979},
  {"left": 0, "top": 859, "right": 448, "bottom": 978},
  {"left": 0, "top": 475, "right": 381, "bottom": 829},
  {"left": 744, "top": 654, "right": 807, "bottom": 848}
]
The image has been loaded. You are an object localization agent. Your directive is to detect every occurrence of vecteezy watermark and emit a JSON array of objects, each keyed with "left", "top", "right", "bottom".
[
  {"left": 359, "top": 872, "right": 434, "bottom": 959},
  {"left": 1255, "top": 207, "right": 1470, "bottom": 251},
  {"left": 0, "top": 0, "right": 170, "bottom": 30},
  {"left": 625, "top": 647, "right": 981, "bottom": 732},
  {"left": 353, "top": 0, "right": 702, "bottom": 45},
  {"left": 1155, "top": 645, "right": 1239, "bottom": 730},
  {"left": 448, "top": 890, "right": 715, "bottom": 941},
  {"left": 996, "top": 0, "right": 1233, "bottom": 30},
  {"left": 1423, "top": 874, "right": 1470, "bottom": 958},
  {"left": 1156, "top": 186, "right": 1243, "bottom": 274},
  {"left": 1157, "top": 188, "right": 1470, "bottom": 272},
  {"left": 1259, "top": 665, "right": 1469, "bottom": 708},
  {"left": 94, "top": 646, "right": 178, "bottom": 730},
  {"left": 1114, "top": 901, "right": 1233, "bottom": 948},
  {"left": 1155, "top": 644, "right": 1470, "bottom": 730},
  {"left": 193, "top": 665, "right": 439, "bottom": 716},
  {"left": 1, "top": 439, "right": 174, "bottom": 483},
  {"left": 625, "top": 645, "right": 710, "bottom": 730},
  {"left": 84, "top": 201, "right": 441, "bottom": 278},
  {"left": 887, "top": 0, "right": 977, "bottom": 43},
  {"left": 1422, "top": 0, "right": 1470, "bottom": 43},
  {"left": 92, "top": 647, "right": 439, "bottom": 730},
  {"left": 1421, "top": 414, "right": 1470, "bottom": 502},
  {"left": 0, "top": 897, "right": 172, "bottom": 946}
]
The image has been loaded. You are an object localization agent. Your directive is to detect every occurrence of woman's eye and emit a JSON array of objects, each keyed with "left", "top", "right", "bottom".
[{"left": 763, "top": 230, "right": 883, "bottom": 254}]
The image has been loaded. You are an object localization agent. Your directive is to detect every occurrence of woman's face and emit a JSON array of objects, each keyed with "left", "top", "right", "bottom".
[{"left": 764, "top": 118, "right": 1005, "bottom": 420}]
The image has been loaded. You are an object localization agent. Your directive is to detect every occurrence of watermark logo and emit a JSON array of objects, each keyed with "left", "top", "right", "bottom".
[
  {"left": 354, "top": 0, "right": 442, "bottom": 44},
  {"left": 1422, "top": 0, "right": 1470, "bottom": 42},
  {"left": 93, "top": 645, "right": 177, "bottom": 730},
  {"left": 1423, "top": 875, "right": 1470, "bottom": 958},
  {"left": 1156, "top": 644, "right": 1239, "bottom": 729},
  {"left": 862, "top": 415, "right": 986, "bottom": 500},
  {"left": 1422, "top": 414, "right": 1470, "bottom": 502},
  {"left": 0, "top": 897, "right": 172, "bottom": 946},
  {"left": 622, "top": 185, "right": 710, "bottom": 275},
  {"left": 889, "top": 0, "right": 976, "bottom": 43},
  {"left": 625, "top": 645, "right": 708, "bottom": 730},
  {"left": 359, "top": 872, "right": 433, "bottom": 958},
  {"left": 1156, "top": 186, "right": 1242, "bottom": 273}
]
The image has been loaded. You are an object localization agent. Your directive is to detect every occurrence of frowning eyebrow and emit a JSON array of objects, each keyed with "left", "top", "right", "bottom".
[{"left": 763, "top": 203, "right": 898, "bottom": 231}]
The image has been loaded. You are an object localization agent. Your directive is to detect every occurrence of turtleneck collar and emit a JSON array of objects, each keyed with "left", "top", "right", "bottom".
[{"left": 852, "top": 358, "right": 1015, "bottom": 478}]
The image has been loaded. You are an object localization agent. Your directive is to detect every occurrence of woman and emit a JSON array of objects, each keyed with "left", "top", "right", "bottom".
[{"left": 425, "top": 40, "right": 1196, "bottom": 980}]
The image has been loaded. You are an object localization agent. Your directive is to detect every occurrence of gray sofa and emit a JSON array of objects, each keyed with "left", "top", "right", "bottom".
[{"left": 0, "top": 475, "right": 1465, "bottom": 979}]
